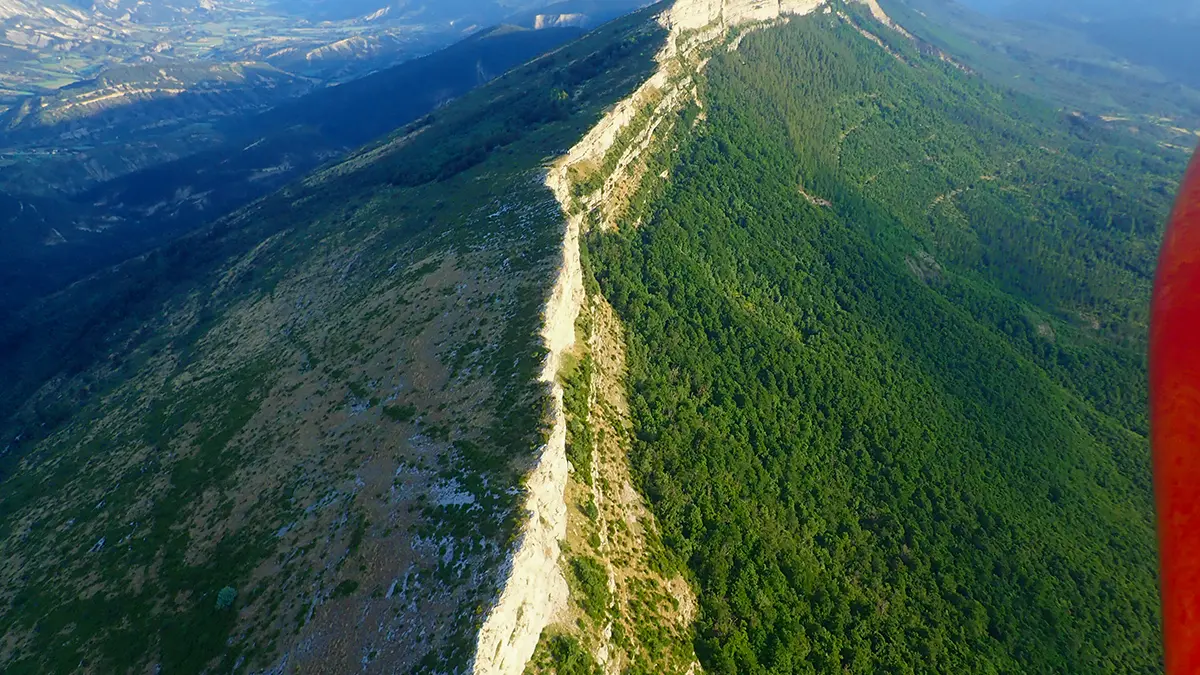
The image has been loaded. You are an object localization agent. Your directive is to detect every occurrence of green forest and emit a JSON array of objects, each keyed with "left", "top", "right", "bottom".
[{"left": 589, "top": 11, "right": 1182, "bottom": 674}]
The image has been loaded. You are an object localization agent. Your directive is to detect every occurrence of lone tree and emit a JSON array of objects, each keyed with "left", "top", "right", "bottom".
[{"left": 215, "top": 586, "right": 237, "bottom": 611}]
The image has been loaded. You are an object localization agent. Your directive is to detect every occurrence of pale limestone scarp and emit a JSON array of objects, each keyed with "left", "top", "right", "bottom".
[{"left": 471, "top": 2, "right": 827, "bottom": 673}]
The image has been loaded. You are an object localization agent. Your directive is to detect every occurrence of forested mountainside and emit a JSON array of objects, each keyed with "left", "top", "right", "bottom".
[
  {"left": 0, "top": 0, "right": 1185, "bottom": 673},
  {"left": 587, "top": 4, "right": 1179, "bottom": 672}
]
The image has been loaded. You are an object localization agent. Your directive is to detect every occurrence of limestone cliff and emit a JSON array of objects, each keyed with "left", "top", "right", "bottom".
[
  {"left": 472, "top": 1, "right": 827, "bottom": 674},
  {"left": 534, "top": 13, "right": 591, "bottom": 29}
]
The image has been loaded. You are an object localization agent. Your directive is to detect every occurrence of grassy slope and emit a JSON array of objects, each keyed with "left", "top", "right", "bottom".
[
  {"left": 591, "top": 8, "right": 1177, "bottom": 673},
  {"left": 0, "top": 7, "right": 667, "bottom": 674}
]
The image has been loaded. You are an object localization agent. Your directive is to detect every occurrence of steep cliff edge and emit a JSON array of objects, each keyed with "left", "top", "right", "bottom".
[{"left": 473, "top": 1, "right": 827, "bottom": 674}]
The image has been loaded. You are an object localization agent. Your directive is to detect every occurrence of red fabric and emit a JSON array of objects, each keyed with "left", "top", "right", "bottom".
[{"left": 1153, "top": 149, "right": 1200, "bottom": 674}]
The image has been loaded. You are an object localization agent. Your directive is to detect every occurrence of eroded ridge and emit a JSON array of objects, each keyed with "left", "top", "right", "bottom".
[{"left": 473, "top": 1, "right": 827, "bottom": 674}]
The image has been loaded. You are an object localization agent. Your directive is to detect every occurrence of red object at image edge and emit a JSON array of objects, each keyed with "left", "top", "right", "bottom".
[{"left": 1153, "top": 148, "right": 1200, "bottom": 674}]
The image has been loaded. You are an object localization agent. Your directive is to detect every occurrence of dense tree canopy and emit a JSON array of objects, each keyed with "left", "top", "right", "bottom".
[{"left": 591, "top": 13, "right": 1178, "bottom": 674}]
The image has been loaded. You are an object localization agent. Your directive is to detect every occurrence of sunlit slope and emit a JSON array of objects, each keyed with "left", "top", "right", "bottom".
[
  {"left": 591, "top": 8, "right": 1175, "bottom": 673},
  {"left": 0, "top": 7, "right": 666, "bottom": 674}
]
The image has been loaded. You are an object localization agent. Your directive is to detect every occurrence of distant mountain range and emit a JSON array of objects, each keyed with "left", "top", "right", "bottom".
[
  {"left": 0, "top": 21, "right": 598, "bottom": 320},
  {"left": 962, "top": 0, "right": 1200, "bottom": 20},
  {"left": 0, "top": 0, "right": 647, "bottom": 177},
  {"left": 955, "top": 0, "right": 1200, "bottom": 88},
  {"left": 0, "top": 0, "right": 645, "bottom": 105},
  {"left": 0, "top": 0, "right": 648, "bottom": 322}
]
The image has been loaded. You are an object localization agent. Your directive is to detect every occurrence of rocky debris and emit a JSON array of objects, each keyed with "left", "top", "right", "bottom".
[
  {"left": 905, "top": 250, "right": 943, "bottom": 284},
  {"left": 853, "top": 0, "right": 914, "bottom": 39},
  {"left": 799, "top": 185, "right": 832, "bottom": 207}
]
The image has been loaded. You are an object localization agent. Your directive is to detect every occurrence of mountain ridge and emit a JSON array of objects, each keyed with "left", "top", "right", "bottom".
[
  {"left": 0, "top": 0, "right": 1180, "bottom": 672},
  {"left": 0, "top": 6, "right": 670, "bottom": 672}
]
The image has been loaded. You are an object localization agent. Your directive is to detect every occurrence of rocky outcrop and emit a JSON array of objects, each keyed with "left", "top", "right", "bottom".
[
  {"left": 667, "top": 0, "right": 723, "bottom": 30},
  {"left": 668, "top": 0, "right": 823, "bottom": 31},
  {"left": 534, "top": 13, "right": 590, "bottom": 29}
]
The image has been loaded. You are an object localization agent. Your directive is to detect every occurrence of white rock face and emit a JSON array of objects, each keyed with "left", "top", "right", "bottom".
[
  {"left": 472, "top": 114, "right": 593, "bottom": 675},
  {"left": 472, "top": 2, "right": 827, "bottom": 674},
  {"left": 851, "top": 0, "right": 915, "bottom": 38},
  {"left": 668, "top": 0, "right": 825, "bottom": 31},
  {"left": 534, "top": 13, "right": 590, "bottom": 29},
  {"left": 668, "top": 0, "right": 723, "bottom": 30},
  {"left": 781, "top": 0, "right": 826, "bottom": 15},
  {"left": 470, "top": 212, "right": 578, "bottom": 673},
  {"left": 724, "top": 0, "right": 782, "bottom": 24}
]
